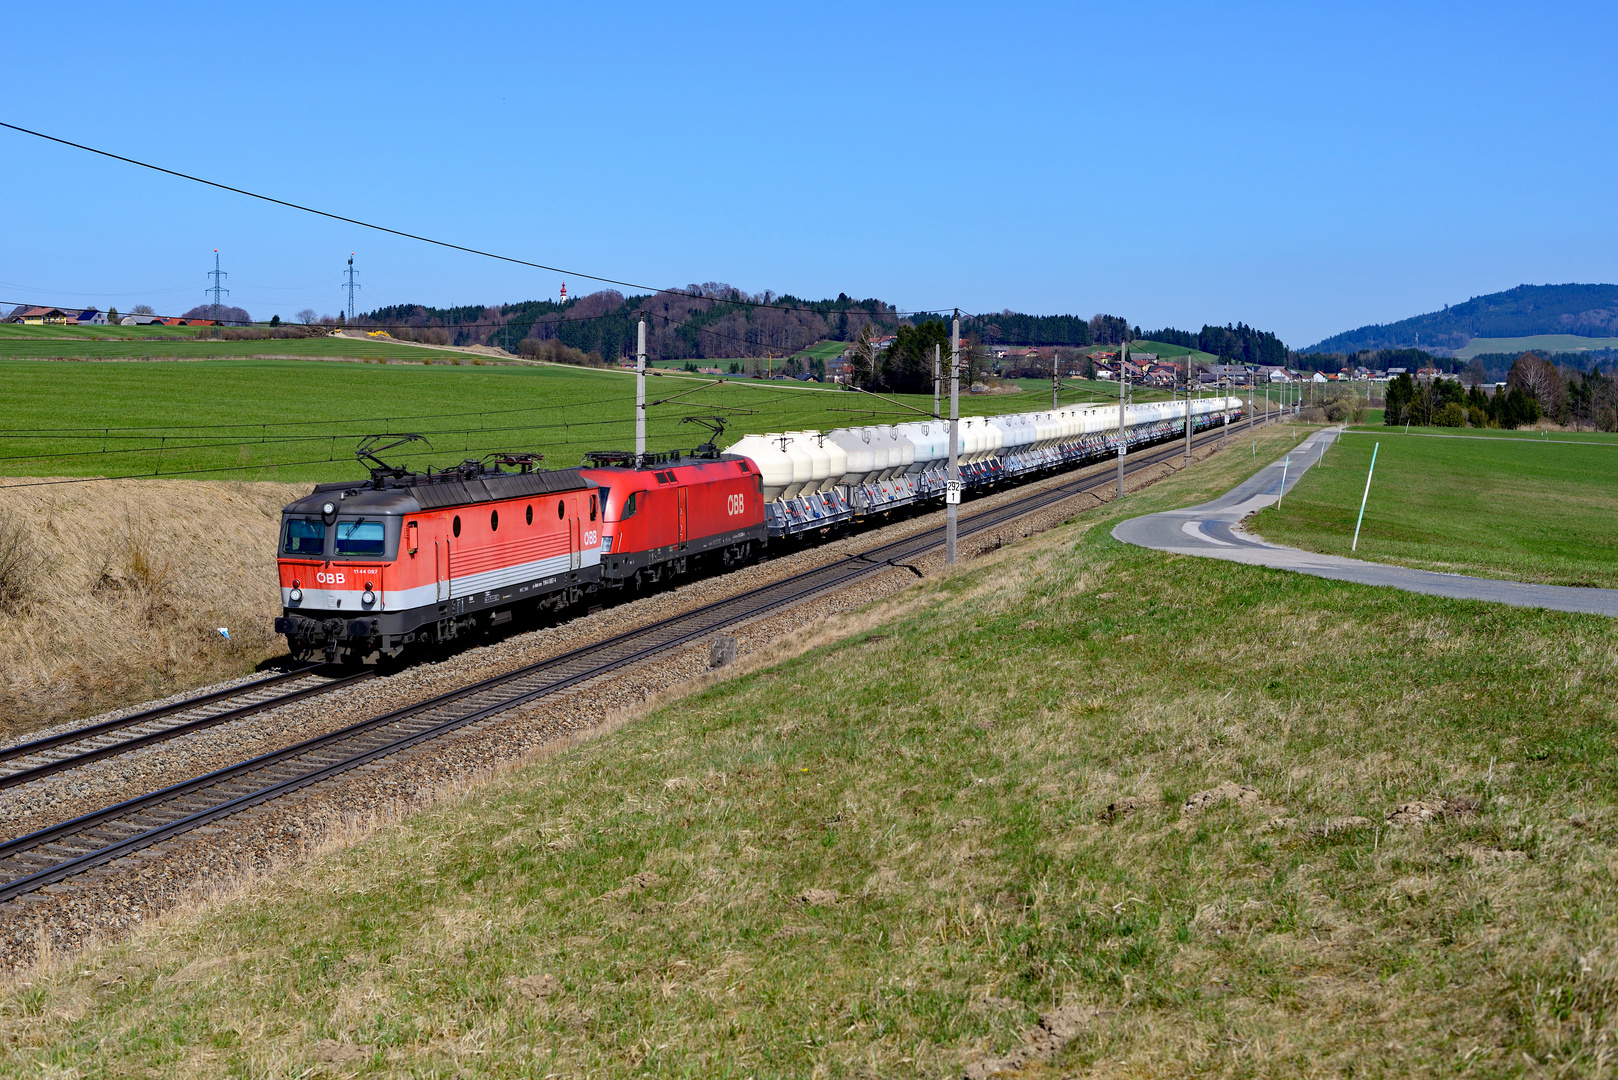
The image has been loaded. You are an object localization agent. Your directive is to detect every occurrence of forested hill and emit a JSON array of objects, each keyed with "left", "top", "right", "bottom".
[
  {"left": 362, "top": 287, "right": 1287, "bottom": 365},
  {"left": 1305, "top": 283, "right": 1618, "bottom": 354}
]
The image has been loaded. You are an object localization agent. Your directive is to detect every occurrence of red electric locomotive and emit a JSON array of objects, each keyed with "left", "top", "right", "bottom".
[
  {"left": 580, "top": 447, "right": 766, "bottom": 589},
  {"left": 274, "top": 448, "right": 603, "bottom": 664}
]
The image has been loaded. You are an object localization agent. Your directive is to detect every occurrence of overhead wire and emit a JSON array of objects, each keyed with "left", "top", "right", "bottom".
[{"left": 0, "top": 120, "right": 954, "bottom": 321}]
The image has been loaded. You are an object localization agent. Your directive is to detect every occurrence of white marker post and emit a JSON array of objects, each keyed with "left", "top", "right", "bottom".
[
  {"left": 946, "top": 311, "right": 960, "bottom": 565},
  {"left": 1351, "top": 442, "right": 1380, "bottom": 552},
  {"left": 1278, "top": 454, "right": 1290, "bottom": 508},
  {"left": 635, "top": 316, "right": 647, "bottom": 464},
  {"left": 1116, "top": 341, "right": 1128, "bottom": 498}
]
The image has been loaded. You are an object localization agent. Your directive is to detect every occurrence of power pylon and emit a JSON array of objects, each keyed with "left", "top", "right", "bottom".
[
  {"left": 344, "top": 253, "right": 361, "bottom": 323},
  {"left": 206, "top": 249, "right": 229, "bottom": 322}
]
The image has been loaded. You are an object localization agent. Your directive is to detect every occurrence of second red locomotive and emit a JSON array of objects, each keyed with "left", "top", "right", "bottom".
[{"left": 580, "top": 449, "right": 766, "bottom": 590}]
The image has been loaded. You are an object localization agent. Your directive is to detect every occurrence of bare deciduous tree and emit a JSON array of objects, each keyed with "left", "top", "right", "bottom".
[{"left": 1507, "top": 353, "right": 1565, "bottom": 417}]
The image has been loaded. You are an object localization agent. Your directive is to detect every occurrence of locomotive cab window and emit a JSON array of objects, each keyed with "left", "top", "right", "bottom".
[
  {"left": 590, "top": 494, "right": 597, "bottom": 521},
  {"left": 283, "top": 519, "right": 324, "bottom": 555},
  {"left": 618, "top": 492, "right": 637, "bottom": 521},
  {"left": 335, "top": 520, "right": 385, "bottom": 556}
]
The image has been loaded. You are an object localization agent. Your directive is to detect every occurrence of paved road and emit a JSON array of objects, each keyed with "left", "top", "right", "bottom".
[{"left": 1113, "top": 427, "right": 1618, "bottom": 617}]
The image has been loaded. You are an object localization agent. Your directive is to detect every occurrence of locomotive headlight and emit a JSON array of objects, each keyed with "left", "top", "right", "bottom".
[
  {"left": 289, "top": 586, "right": 303, "bottom": 603},
  {"left": 362, "top": 584, "right": 376, "bottom": 605}
]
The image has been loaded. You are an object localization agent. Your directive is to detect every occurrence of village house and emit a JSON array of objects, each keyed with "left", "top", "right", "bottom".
[
  {"left": 6, "top": 306, "right": 70, "bottom": 324},
  {"left": 1205, "top": 363, "right": 1249, "bottom": 385}
]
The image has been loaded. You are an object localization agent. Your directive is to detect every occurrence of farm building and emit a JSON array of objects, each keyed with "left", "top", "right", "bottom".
[{"left": 6, "top": 306, "right": 70, "bottom": 324}]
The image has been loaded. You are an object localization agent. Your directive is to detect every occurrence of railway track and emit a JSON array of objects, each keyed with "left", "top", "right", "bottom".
[
  {"left": 0, "top": 417, "right": 1277, "bottom": 902},
  {"left": 0, "top": 667, "right": 373, "bottom": 794}
]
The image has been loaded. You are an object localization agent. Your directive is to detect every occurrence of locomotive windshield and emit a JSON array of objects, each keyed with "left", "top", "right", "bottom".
[
  {"left": 283, "top": 519, "right": 324, "bottom": 555},
  {"left": 335, "top": 519, "right": 385, "bottom": 556}
]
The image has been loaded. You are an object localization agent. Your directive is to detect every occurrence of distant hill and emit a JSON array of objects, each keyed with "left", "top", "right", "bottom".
[{"left": 1305, "top": 284, "right": 1618, "bottom": 355}]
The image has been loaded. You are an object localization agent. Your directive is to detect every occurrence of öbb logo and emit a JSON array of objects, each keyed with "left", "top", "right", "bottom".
[
  {"left": 583, "top": 531, "right": 599, "bottom": 547},
  {"left": 726, "top": 494, "right": 745, "bottom": 516},
  {"left": 315, "top": 571, "right": 347, "bottom": 585}
]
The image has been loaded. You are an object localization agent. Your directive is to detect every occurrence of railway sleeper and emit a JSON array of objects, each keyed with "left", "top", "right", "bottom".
[
  {"left": 128, "top": 813, "right": 184, "bottom": 828},
  {"left": 10, "top": 850, "right": 65, "bottom": 865}
]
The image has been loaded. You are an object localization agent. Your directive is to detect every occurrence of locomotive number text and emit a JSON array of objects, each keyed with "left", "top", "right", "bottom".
[{"left": 726, "top": 494, "right": 746, "bottom": 516}]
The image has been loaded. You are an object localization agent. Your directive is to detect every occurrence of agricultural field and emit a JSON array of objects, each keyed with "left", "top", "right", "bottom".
[
  {"left": 1250, "top": 427, "right": 1618, "bottom": 587},
  {"left": 1453, "top": 334, "right": 1618, "bottom": 360},
  {"left": 0, "top": 356, "right": 1123, "bottom": 485},
  {"left": 1130, "top": 338, "right": 1220, "bottom": 364},
  {"left": 0, "top": 323, "right": 469, "bottom": 362},
  {"left": 1010, "top": 376, "right": 1177, "bottom": 404},
  {"left": 10, "top": 423, "right": 1618, "bottom": 1076},
  {"left": 786, "top": 338, "right": 849, "bottom": 363}
]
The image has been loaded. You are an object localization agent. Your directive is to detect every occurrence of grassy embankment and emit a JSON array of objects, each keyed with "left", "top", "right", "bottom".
[
  {"left": 9, "top": 422, "right": 1618, "bottom": 1076},
  {"left": 0, "top": 478, "right": 305, "bottom": 736},
  {"left": 0, "top": 356, "right": 1189, "bottom": 485},
  {"left": 1251, "top": 426, "right": 1618, "bottom": 587}
]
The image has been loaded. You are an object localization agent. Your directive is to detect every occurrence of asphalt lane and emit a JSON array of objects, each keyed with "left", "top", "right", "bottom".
[{"left": 1112, "top": 426, "right": 1618, "bottom": 618}]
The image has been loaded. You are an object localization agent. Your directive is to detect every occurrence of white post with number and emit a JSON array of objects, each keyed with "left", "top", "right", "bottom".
[{"left": 946, "top": 311, "right": 960, "bottom": 565}]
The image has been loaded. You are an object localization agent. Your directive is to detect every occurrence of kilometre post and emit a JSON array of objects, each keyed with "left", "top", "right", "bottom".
[
  {"left": 636, "top": 316, "right": 647, "bottom": 463},
  {"left": 1117, "top": 340, "right": 1128, "bottom": 498},
  {"left": 946, "top": 312, "right": 960, "bottom": 565}
]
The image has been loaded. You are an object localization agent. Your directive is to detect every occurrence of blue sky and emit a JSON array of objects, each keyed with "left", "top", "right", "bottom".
[{"left": 3, "top": 1, "right": 1614, "bottom": 347}]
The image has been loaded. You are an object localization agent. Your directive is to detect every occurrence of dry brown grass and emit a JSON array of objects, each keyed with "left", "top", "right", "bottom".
[{"left": 0, "top": 478, "right": 304, "bottom": 735}]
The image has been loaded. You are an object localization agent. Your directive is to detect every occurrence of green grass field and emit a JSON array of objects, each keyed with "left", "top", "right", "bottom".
[
  {"left": 1011, "top": 376, "right": 1177, "bottom": 405},
  {"left": 12, "top": 424, "right": 1618, "bottom": 1076},
  {"left": 1131, "top": 338, "right": 1220, "bottom": 364},
  {"left": 1454, "top": 334, "right": 1618, "bottom": 360},
  {"left": 786, "top": 339, "right": 849, "bottom": 363},
  {"left": 0, "top": 357, "right": 1099, "bottom": 484},
  {"left": 1251, "top": 427, "right": 1618, "bottom": 586},
  {"left": 0, "top": 323, "right": 470, "bottom": 362}
]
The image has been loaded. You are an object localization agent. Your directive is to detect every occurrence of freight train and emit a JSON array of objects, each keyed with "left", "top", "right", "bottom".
[{"left": 274, "top": 396, "right": 1242, "bottom": 663}]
